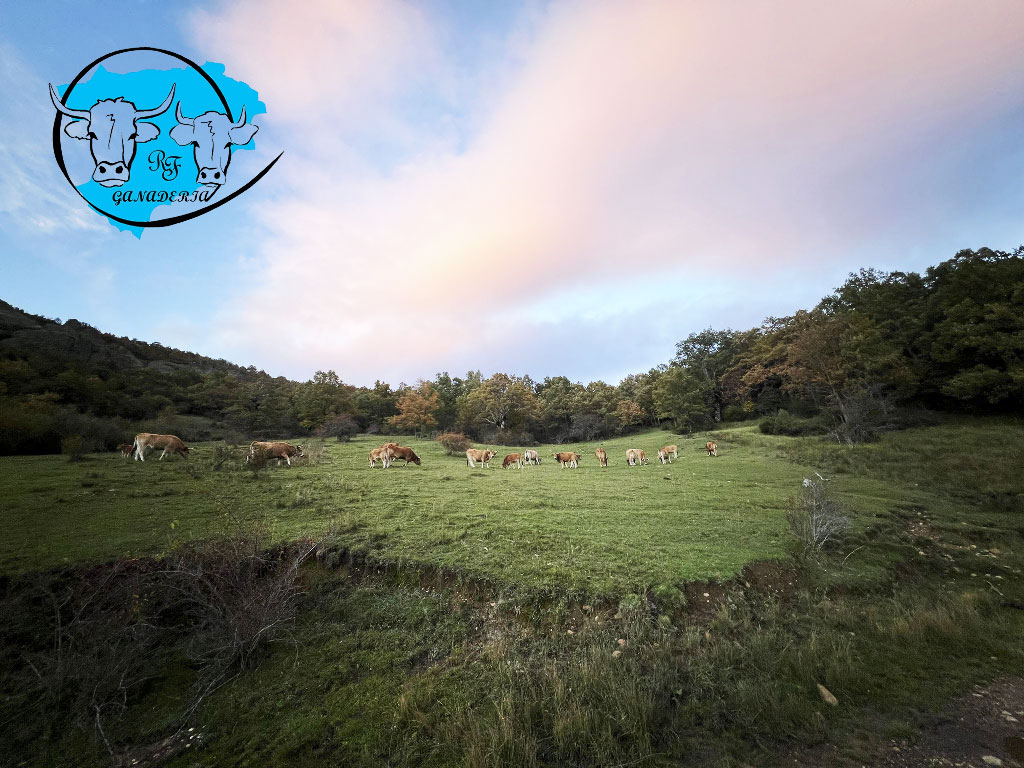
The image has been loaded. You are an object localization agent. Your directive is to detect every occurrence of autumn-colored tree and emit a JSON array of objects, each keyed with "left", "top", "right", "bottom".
[
  {"left": 612, "top": 399, "right": 644, "bottom": 431},
  {"left": 387, "top": 383, "right": 441, "bottom": 434}
]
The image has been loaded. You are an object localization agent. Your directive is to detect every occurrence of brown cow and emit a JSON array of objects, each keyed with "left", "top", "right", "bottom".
[
  {"left": 658, "top": 444, "right": 678, "bottom": 464},
  {"left": 595, "top": 448, "right": 608, "bottom": 467},
  {"left": 248, "top": 441, "right": 304, "bottom": 466},
  {"left": 117, "top": 443, "right": 133, "bottom": 460},
  {"left": 553, "top": 451, "right": 579, "bottom": 468},
  {"left": 625, "top": 448, "right": 648, "bottom": 466},
  {"left": 502, "top": 452, "right": 523, "bottom": 469},
  {"left": 466, "top": 448, "right": 497, "bottom": 468},
  {"left": 133, "top": 433, "right": 189, "bottom": 461},
  {"left": 385, "top": 444, "right": 421, "bottom": 466},
  {"left": 706, "top": 441, "right": 718, "bottom": 456}
]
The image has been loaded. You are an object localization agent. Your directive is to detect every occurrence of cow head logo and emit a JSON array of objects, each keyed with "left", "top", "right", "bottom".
[
  {"left": 170, "top": 104, "right": 259, "bottom": 187},
  {"left": 49, "top": 83, "right": 175, "bottom": 187}
]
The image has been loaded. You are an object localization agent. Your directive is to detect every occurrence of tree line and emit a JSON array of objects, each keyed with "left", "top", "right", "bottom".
[{"left": 0, "top": 246, "right": 1020, "bottom": 455}]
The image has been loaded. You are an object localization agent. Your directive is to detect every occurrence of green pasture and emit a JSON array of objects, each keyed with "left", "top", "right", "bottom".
[{"left": 5, "top": 421, "right": 1020, "bottom": 598}]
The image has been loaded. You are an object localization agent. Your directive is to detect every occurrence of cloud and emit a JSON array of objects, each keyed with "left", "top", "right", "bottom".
[
  {"left": 188, "top": 0, "right": 1024, "bottom": 384},
  {"left": 0, "top": 43, "right": 109, "bottom": 234}
]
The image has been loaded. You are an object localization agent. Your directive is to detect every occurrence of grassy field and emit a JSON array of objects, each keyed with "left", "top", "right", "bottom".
[
  {"left": 2, "top": 428, "right": 812, "bottom": 595},
  {"left": 3, "top": 418, "right": 1023, "bottom": 767}
]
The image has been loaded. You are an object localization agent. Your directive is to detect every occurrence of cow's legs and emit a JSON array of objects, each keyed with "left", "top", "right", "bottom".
[{"left": 285, "top": 455, "right": 292, "bottom": 467}]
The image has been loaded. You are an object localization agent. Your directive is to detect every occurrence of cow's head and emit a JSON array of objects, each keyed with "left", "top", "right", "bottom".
[
  {"left": 50, "top": 84, "right": 174, "bottom": 187},
  {"left": 170, "top": 104, "right": 258, "bottom": 187},
  {"left": 295, "top": 445, "right": 305, "bottom": 458}
]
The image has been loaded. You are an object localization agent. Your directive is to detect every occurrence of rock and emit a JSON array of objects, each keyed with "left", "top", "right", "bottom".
[
  {"left": 617, "top": 638, "right": 626, "bottom": 647},
  {"left": 817, "top": 683, "right": 838, "bottom": 706},
  {"left": 612, "top": 650, "right": 622, "bottom": 658},
  {"left": 981, "top": 756, "right": 1002, "bottom": 766}
]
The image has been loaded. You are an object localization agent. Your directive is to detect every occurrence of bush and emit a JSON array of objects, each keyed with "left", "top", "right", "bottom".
[
  {"left": 721, "top": 404, "right": 754, "bottom": 422},
  {"left": 61, "top": 434, "right": 86, "bottom": 461},
  {"left": 787, "top": 476, "right": 849, "bottom": 554},
  {"left": 759, "top": 409, "right": 830, "bottom": 436},
  {"left": 436, "top": 431, "right": 472, "bottom": 455},
  {"left": 317, "top": 413, "right": 359, "bottom": 442}
]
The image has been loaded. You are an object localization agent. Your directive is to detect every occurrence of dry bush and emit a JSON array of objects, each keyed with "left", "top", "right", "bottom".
[
  {"left": 299, "top": 438, "right": 326, "bottom": 466},
  {"left": 787, "top": 476, "right": 849, "bottom": 553},
  {"left": 436, "top": 432, "right": 472, "bottom": 455}
]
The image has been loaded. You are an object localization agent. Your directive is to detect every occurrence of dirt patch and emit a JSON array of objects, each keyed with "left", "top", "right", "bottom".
[
  {"left": 882, "top": 678, "right": 1024, "bottom": 768},
  {"left": 781, "top": 678, "right": 1024, "bottom": 767},
  {"left": 741, "top": 560, "right": 800, "bottom": 597}
]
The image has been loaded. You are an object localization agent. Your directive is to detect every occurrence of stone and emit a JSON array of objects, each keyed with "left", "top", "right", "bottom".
[{"left": 817, "top": 683, "right": 838, "bottom": 706}]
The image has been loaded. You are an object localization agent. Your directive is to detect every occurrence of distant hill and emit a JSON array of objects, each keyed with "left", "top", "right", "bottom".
[{"left": 0, "top": 300, "right": 264, "bottom": 380}]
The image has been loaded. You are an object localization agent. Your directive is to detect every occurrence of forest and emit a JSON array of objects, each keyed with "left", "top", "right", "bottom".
[{"left": 1, "top": 246, "right": 1021, "bottom": 455}]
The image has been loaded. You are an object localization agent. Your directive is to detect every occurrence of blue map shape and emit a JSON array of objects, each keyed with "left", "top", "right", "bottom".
[{"left": 57, "top": 62, "right": 265, "bottom": 238}]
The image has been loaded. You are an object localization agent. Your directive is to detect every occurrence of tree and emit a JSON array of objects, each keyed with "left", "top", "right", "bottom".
[
  {"left": 653, "top": 367, "right": 714, "bottom": 432},
  {"left": 672, "top": 329, "right": 743, "bottom": 422},
  {"left": 457, "top": 373, "right": 538, "bottom": 434},
  {"left": 388, "top": 383, "right": 441, "bottom": 434},
  {"left": 293, "top": 370, "right": 355, "bottom": 431},
  {"left": 612, "top": 399, "right": 644, "bottom": 431}
]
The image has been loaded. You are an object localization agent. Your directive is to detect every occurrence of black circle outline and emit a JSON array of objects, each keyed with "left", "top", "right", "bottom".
[{"left": 51, "top": 46, "right": 282, "bottom": 228}]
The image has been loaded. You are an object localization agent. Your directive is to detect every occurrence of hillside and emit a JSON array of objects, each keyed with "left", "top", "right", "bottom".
[{"left": 0, "top": 300, "right": 260, "bottom": 379}]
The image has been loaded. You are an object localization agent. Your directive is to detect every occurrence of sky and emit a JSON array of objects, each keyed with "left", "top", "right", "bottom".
[{"left": 2, "top": 0, "right": 1024, "bottom": 387}]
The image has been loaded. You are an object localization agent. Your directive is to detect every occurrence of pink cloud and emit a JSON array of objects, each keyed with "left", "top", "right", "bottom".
[{"left": 190, "top": 0, "right": 1024, "bottom": 383}]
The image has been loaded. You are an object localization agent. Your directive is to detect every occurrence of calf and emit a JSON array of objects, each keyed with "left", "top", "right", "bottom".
[
  {"left": 369, "top": 447, "right": 389, "bottom": 468},
  {"left": 248, "top": 441, "right": 304, "bottom": 466},
  {"left": 625, "top": 448, "right": 649, "bottom": 466},
  {"left": 595, "top": 448, "right": 608, "bottom": 467},
  {"left": 133, "top": 433, "right": 189, "bottom": 461},
  {"left": 117, "top": 443, "right": 134, "bottom": 460},
  {"left": 385, "top": 444, "right": 421, "bottom": 466},
  {"left": 466, "top": 448, "right": 497, "bottom": 468},
  {"left": 502, "top": 452, "right": 523, "bottom": 469},
  {"left": 522, "top": 449, "right": 541, "bottom": 465},
  {"left": 658, "top": 444, "right": 678, "bottom": 464},
  {"left": 706, "top": 441, "right": 718, "bottom": 456},
  {"left": 553, "top": 451, "right": 580, "bottom": 468}
]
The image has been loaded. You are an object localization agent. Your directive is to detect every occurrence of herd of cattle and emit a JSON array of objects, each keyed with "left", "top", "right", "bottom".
[{"left": 117, "top": 433, "right": 719, "bottom": 468}]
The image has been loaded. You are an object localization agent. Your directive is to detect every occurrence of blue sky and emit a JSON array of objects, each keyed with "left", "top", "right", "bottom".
[{"left": 2, "top": 0, "right": 1024, "bottom": 386}]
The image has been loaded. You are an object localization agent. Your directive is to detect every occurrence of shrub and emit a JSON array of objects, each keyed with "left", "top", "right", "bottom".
[
  {"left": 317, "top": 413, "right": 359, "bottom": 442},
  {"left": 61, "top": 434, "right": 86, "bottom": 461},
  {"left": 299, "top": 438, "right": 326, "bottom": 466},
  {"left": 787, "top": 476, "right": 849, "bottom": 554},
  {"left": 436, "top": 432, "right": 472, "bottom": 455},
  {"left": 759, "top": 409, "right": 830, "bottom": 436}
]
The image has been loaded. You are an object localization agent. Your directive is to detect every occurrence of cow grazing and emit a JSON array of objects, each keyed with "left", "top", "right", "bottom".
[
  {"left": 171, "top": 104, "right": 259, "bottom": 188},
  {"left": 248, "top": 441, "right": 304, "bottom": 467},
  {"left": 522, "top": 450, "right": 541, "bottom": 465},
  {"left": 369, "top": 447, "right": 390, "bottom": 468},
  {"left": 595, "top": 448, "right": 608, "bottom": 467},
  {"left": 658, "top": 444, "right": 678, "bottom": 464},
  {"left": 378, "top": 442, "right": 400, "bottom": 468},
  {"left": 117, "top": 443, "right": 133, "bottom": 460},
  {"left": 502, "top": 453, "right": 523, "bottom": 469},
  {"left": 553, "top": 451, "right": 579, "bottom": 468},
  {"left": 133, "top": 433, "right": 189, "bottom": 461},
  {"left": 385, "top": 445, "right": 421, "bottom": 466},
  {"left": 626, "top": 448, "right": 649, "bottom": 466},
  {"left": 706, "top": 441, "right": 718, "bottom": 456},
  {"left": 49, "top": 83, "right": 175, "bottom": 187},
  {"left": 466, "top": 449, "right": 497, "bottom": 468}
]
